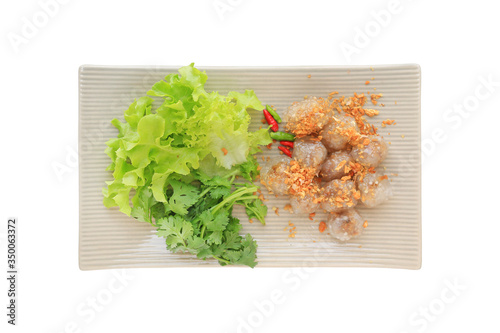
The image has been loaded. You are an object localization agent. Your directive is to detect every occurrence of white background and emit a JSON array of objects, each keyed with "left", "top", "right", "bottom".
[{"left": 1, "top": 0, "right": 499, "bottom": 332}]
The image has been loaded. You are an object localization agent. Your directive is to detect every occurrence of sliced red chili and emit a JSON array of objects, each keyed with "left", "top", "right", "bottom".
[
  {"left": 280, "top": 141, "right": 294, "bottom": 148},
  {"left": 263, "top": 109, "right": 279, "bottom": 132},
  {"left": 278, "top": 146, "right": 292, "bottom": 157}
]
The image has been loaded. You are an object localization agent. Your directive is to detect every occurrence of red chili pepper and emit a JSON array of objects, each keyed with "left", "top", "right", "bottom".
[
  {"left": 280, "top": 141, "right": 294, "bottom": 148},
  {"left": 278, "top": 146, "right": 292, "bottom": 157},
  {"left": 263, "top": 109, "right": 279, "bottom": 132}
]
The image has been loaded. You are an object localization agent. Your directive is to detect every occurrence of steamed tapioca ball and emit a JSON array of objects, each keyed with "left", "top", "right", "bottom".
[
  {"left": 320, "top": 151, "right": 354, "bottom": 182},
  {"left": 320, "top": 114, "right": 359, "bottom": 152},
  {"left": 290, "top": 192, "right": 321, "bottom": 214},
  {"left": 284, "top": 97, "right": 330, "bottom": 136},
  {"left": 320, "top": 179, "right": 358, "bottom": 213},
  {"left": 350, "top": 135, "right": 388, "bottom": 168},
  {"left": 292, "top": 137, "right": 328, "bottom": 171},
  {"left": 260, "top": 156, "right": 292, "bottom": 195},
  {"left": 327, "top": 209, "right": 364, "bottom": 241},
  {"left": 356, "top": 170, "right": 393, "bottom": 208}
]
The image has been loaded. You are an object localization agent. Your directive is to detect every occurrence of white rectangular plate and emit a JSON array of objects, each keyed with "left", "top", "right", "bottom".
[{"left": 79, "top": 64, "right": 421, "bottom": 270}]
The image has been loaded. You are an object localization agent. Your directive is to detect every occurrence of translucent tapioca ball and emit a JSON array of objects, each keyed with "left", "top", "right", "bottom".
[
  {"left": 292, "top": 136, "right": 328, "bottom": 172},
  {"left": 356, "top": 170, "right": 393, "bottom": 208},
  {"left": 284, "top": 97, "right": 330, "bottom": 137},
  {"left": 320, "top": 179, "right": 358, "bottom": 213},
  {"left": 327, "top": 209, "right": 365, "bottom": 241},
  {"left": 260, "top": 156, "right": 292, "bottom": 195},
  {"left": 350, "top": 135, "right": 388, "bottom": 168},
  {"left": 320, "top": 151, "right": 354, "bottom": 182},
  {"left": 320, "top": 114, "right": 359, "bottom": 152}
]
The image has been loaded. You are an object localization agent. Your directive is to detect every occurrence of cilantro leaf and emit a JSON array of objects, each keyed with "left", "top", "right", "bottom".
[
  {"left": 243, "top": 199, "right": 268, "bottom": 225},
  {"left": 223, "top": 230, "right": 243, "bottom": 250},
  {"left": 186, "top": 236, "right": 211, "bottom": 258},
  {"left": 225, "top": 217, "right": 243, "bottom": 234},
  {"left": 207, "top": 231, "right": 223, "bottom": 245},
  {"left": 238, "top": 157, "right": 260, "bottom": 181},
  {"left": 166, "top": 180, "right": 200, "bottom": 215},
  {"left": 224, "top": 250, "right": 242, "bottom": 262},
  {"left": 131, "top": 186, "right": 155, "bottom": 224},
  {"left": 151, "top": 201, "right": 168, "bottom": 222},
  {"left": 205, "top": 211, "right": 230, "bottom": 232},
  {"left": 157, "top": 216, "right": 193, "bottom": 252},
  {"left": 209, "top": 186, "right": 232, "bottom": 200},
  {"left": 235, "top": 234, "right": 258, "bottom": 268}
]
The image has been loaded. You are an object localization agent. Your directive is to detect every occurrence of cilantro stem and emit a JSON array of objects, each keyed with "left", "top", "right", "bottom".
[
  {"left": 212, "top": 255, "right": 231, "bottom": 264},
  {"left": 200, "top": 225, "right": 206, "bottom": 238},
  {"left": 236, "top": 195, "right": 259, "bottom": 201},
  {"left": 226, "top": 169, "right": 240, "bottom": 178},
  {"left": 244, "top": 205, "right": 266, "bottom": 225},
  {"left": 199, "top": 187, "right": 212, "bottom": 198},
  {"left": 211, "top": 186, "right": 257, "bottom": 214}
]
